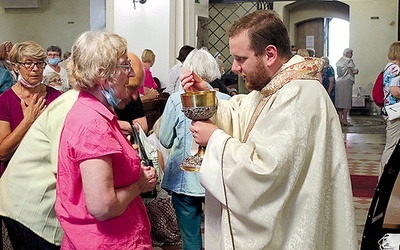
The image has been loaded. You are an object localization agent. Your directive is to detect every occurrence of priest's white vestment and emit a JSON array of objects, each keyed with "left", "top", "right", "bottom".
[{"left": 200, "top": 56, "right": 358, "bottom": 250}]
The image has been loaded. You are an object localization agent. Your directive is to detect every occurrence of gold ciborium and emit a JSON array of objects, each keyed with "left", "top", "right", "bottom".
[{"left": 180, "top": 90, "right": 217, "bottom": 172}]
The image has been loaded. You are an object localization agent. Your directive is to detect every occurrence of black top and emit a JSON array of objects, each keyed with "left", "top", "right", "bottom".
[
  {"left": 210, "top": 78, "right": 229, "bottom": 95},
  {"left": 114, "top": 96, "right": 145, "bottom": 123}
]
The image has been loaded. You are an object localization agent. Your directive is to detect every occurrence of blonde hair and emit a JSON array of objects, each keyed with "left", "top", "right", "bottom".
[
  {"left": 68, "top": 31, "right": 127, "bottom": 90},
  {"left": 9, "top": 41, "right": 47, "bottom": 68},
  {"left": 182, "top": 48, "right": 221, "bottom": 83},
  {"left": 141, "top": 49, "right": 155, "bottom": 63},
  {"left": 0, "top": 41, "right": 12, "bottom": 60},
  {"left": 388, "top": 42, "right": 400, "bottom": 61}
]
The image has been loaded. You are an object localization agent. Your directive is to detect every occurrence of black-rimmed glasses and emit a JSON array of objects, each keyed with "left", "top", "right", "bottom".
[{"left": 18, "top": 61, "right": 46, "bottom": 70}]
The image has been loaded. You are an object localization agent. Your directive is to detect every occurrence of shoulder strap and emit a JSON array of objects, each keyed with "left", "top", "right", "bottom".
[
  {"left": 383, "top": 63, "right": 398, "bottom": 106},
  {"left": 131, "top": 124, "right": 150, "bottom": 161}
]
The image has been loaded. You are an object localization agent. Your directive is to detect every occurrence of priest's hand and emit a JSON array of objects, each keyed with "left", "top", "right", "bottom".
[
  {"left": 190, "top": 120, "right": 217, "bottom": 146},
  {"left": 181, "top": 70, "right": 209, "bottom": 92}
]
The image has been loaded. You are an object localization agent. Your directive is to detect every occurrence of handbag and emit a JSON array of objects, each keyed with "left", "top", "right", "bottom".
[
  {"left": 130, "top": 123, "right": 163, "bottom": 198},
  {"left": 384, "top": 102, "right": 400, "bottom": 121}
]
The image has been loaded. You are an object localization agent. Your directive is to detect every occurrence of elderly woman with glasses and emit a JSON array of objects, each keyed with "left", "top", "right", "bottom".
[
  {"left": 0, "top": 41, "right": 61, "bottom": 173},
  {"left": 43, "top": 71, "right": 64, "bottom": 92},
  {"left": 0, "top": 41, "right": 61, "bottom": 249},
  {"left": 55, "top": 30, "right": 156, "bottom": 249}
]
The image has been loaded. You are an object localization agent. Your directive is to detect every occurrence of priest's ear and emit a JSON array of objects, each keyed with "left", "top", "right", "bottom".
[{"left": 264, "top": 45, "right": 278, "bottom": 67}]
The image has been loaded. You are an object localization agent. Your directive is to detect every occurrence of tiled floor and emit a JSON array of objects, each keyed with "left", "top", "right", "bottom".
[{"left": 346, "top": 133, "right": 385, "bottom": 247}]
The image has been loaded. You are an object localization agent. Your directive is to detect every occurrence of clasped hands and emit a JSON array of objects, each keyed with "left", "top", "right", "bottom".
[{"left": 180, "top": 70, "right": 218, "bottom": 147}]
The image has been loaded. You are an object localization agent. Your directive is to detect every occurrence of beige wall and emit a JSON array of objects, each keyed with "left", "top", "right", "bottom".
[
  {"left": 275, "top": 0, "right": 398, "bottom": 95},
  {"left": 0, "top": 0, "right": 90, "bottom": 54}
]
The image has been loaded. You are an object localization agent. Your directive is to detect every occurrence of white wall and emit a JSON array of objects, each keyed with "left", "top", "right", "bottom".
[
  {"left": 111, "top": 0, "right": 170, "bottom": 88},
  {"left": 349, "top": 0, "right": 397, "bottom": 93},
  {"left": 108, "top": 0, "right": 208, "bottom": 89}
]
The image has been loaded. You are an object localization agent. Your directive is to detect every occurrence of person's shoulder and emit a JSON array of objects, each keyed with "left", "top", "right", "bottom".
[
  {"left": 388, "top": 63, "right": 400, "bottom": 76},
  {"left": 0, "top": 86, "right": 15, "bottom": 99},
  {"left": 170, "top": 62, "right": 181, "bottom": 69},
  {"left": 45, "top": 85, "right": 62, "bottom": 98},
  {"left": 216, "top": 91, "right": 231, "bottom": 100},
  {"left": 59, "top": 66, "right": 68, "bottom": 75},
  {"left": 43, "top": 64, "right": 53, "bottom": 74},
  {"left": 45, "top": 90, "right": 78, "bottom": 112}
]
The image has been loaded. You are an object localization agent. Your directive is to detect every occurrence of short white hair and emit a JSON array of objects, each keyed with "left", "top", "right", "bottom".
[
  {"left": 343, "top": 48, "right": 353, "bottom": 56},
  {"left": 182, "top": 47, "right": 221, "bottom": 83}
]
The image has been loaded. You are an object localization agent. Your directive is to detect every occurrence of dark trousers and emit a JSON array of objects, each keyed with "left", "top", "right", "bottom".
[
  {"left": 171, "top": 192, "right": 204, "bottom": 250},
  {"left": 2, "top": 217, "right": 60, "bottom": 250}
]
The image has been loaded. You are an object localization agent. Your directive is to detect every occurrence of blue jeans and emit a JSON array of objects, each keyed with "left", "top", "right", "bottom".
[
  {"left": 171, "top": 192, "right": 204, "bottom": 250},
  {"left": 2, "top": 217, "right": 60, "bottom": 250}
]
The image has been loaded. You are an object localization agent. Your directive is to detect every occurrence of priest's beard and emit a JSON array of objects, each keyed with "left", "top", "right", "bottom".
[{"left": 244, "top": 58, "right": 271, "bottom": 91}]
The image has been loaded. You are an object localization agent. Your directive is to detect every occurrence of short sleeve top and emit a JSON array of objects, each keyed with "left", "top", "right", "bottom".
[
  {"left": 56, "top": 91, "right": 151, "bottom": 249},
  {"left": 0, "top": 85, "right": 61, "bottom": 130}
]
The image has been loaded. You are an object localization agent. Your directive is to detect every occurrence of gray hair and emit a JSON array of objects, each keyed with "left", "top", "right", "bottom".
[
  {"left": 343, "top": 48, "right": 353, "bottom": 56},
  {"left": 43, "top": 72, "right": 60, "bottom": 85},
  {"left": 182, "top": 47, "right": 221, "bottom": 83},
  {"left": 321, "top": 56, "right": 330, "bottom": 66}
]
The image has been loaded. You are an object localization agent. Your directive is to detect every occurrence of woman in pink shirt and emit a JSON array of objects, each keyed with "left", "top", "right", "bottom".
[
  {"left": 55, "top": 31, "right": 157, "bottom": 249},
  {"left": 138, "top": 49, "right": 159, "bottom": 100}
]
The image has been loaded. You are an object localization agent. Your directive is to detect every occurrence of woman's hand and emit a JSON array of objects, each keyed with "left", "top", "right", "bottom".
[
  {"left": 118, "top": 120, "right": 132, "bottom": 135},
  {"left": 180, "top": 70, "right": 209, "bottom": 92},
  {"left": 139, "top": 165, "right": 157, "bottom": 193},
  {"left": 144, "top": 88, "right": 159, "bottom": 99},
  {"left": 21, "top": 93, "right": 46, "bottom": 125}
]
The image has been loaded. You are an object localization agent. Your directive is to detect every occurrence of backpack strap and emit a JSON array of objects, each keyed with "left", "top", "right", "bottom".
[{"left": 383, "top": 63, "right": 395, "bottom": 107}]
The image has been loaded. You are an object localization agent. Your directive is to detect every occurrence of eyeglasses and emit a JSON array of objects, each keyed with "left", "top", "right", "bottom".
[
  {"left": 50, "top": 79, "right": 63, "bottom": 84},
  {"left": 117, "top": 60, "right": 132, "bottom": 71},
  {"left": 18, "top": 61, "right": 46, "bottom": 70}
]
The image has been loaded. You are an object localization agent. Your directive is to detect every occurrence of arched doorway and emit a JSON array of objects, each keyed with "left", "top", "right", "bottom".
[{"left": 283, "top": 0, "right": 350, "bottom": 61}]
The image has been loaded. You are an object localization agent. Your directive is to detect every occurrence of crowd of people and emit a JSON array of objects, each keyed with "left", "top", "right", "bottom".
[
  {"left": 0, "top": 9, "right": 368, "bottom": 250},
  {"left": 292, "top": 46, "right": 359, "bottom": 127}
]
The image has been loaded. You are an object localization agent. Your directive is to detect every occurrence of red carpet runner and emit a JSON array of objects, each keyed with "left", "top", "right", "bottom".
[{"left": 350, "top": 175, "right": 379, "bottom": 198}]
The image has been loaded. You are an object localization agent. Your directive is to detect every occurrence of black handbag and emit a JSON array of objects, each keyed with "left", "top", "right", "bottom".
[{"left": 130, "top": 124, "right": 157, "bottom": 199}]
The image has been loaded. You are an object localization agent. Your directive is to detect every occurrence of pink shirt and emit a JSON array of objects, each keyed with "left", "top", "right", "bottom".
[
  {"left": 138, "top": 68, "right": 158, "bottom": 95},
  {"left": 56, "top": 91, "right": 152, "bottom": 249}
]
